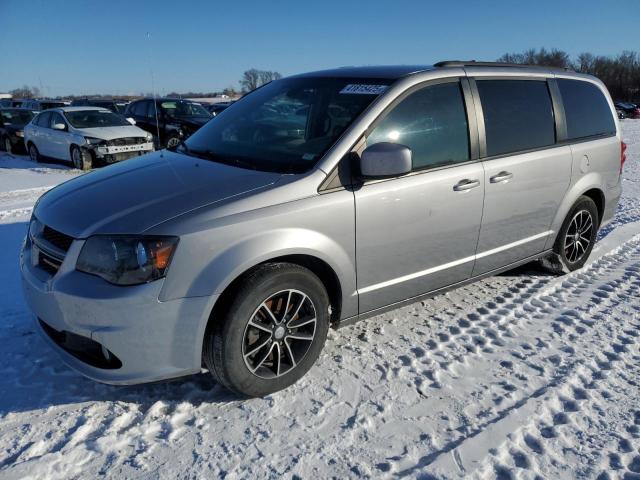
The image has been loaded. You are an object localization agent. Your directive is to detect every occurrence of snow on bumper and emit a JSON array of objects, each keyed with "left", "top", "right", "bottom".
[{"left": 20, "top": 239, "right": 214, "bottom": 385}]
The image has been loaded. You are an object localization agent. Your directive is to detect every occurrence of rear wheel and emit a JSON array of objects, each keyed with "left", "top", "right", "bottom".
[
  {"left": 28, "top": 143, "right": 40, "bottom": 163},
  {"left": 542, "top": 196, "right": 599, "bottom": 274},
  {"left": 203, "top": 263, "right": 330, "bottom": 397},
  {"left": 71, "top": 145, "right": 92, "bottom": 170}
]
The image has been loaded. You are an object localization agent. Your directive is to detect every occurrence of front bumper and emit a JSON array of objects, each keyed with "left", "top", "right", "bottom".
[
  {"left": 20, "top": 237, "right": 215, "bottom": 385},
  {"left": 91, "top": 141, "right": 155, "bottom": 163}
]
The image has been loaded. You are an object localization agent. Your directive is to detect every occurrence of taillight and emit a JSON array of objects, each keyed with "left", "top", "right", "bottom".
[{"left": 621, "top": 141, "right": 627, "bottom": 173}]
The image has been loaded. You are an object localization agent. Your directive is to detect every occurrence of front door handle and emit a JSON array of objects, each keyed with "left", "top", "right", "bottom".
[
  {"left": 453, "top": 179, "right": 480, "bottom": 192},
  {"left": 490, "top": 171, "right": 514, "bottom": 183}
]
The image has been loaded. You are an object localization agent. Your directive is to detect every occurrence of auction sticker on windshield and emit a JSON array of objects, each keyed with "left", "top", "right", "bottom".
[{"left": 339, "top": 84, "right": 388, "bottom": 95}]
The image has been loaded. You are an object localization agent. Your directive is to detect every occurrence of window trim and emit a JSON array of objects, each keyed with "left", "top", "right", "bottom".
[{"left": 470, "top": 76, "right": 559, "bottom": 160}]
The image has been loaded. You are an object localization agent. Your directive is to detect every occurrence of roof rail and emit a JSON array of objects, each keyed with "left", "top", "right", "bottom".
[{"left": 434, "top": 60, "right": 573, "bottom": 72}]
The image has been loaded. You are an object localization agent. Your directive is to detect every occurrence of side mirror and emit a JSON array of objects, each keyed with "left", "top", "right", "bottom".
[
  {"left": 359, "top": 142, "right": 412, "bottom": 178},
  {"left": 126, "top": 117, "right": 136, "bottom": 125},
  {"left": 52, "top": 123, "right": 66, "bottom": 131}
]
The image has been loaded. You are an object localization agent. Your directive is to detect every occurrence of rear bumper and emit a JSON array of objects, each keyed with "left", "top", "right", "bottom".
[
  {"left": 601, "top": 180, "right": 623, "bottom": 228},
  {"left": 20, "top": 239, "right": 215, "bottom": 385}
]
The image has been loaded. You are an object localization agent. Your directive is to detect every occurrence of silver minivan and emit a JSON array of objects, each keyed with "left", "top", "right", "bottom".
[{"left": 21, "top": 62, "right": 624, "bottom": 396}]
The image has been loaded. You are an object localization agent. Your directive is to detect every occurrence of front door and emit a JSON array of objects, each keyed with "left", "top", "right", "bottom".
[
  {"left": 471, "top": 78, "right": 573, "bottom": 275},
  {"left": 354, "top": 80, "right": 485, "bottom": 314}
]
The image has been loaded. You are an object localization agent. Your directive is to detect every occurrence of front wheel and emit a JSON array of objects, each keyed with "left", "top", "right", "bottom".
[
  {"left": 71, "top": 145, "right": 92, "bottom": 170},
  {"left": 203, "top": 263, "right": 330, "bottom": 397},
  {"left": 28, "top": 143, "right": 41, "bottom": 163},
  {"left": 165, "top": 135, "right": 180, "bottom": 149},
  {"left": 542, "top": 196, "right": 599, "bottom": 274}
]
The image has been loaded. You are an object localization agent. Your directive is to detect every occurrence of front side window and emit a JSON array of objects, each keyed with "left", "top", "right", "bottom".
[
  {"left": 477, "top": 79, "right": 555, "bottom": 157},
  {"left": 49, "top": 112, "right": 67, "bottom": 129},
  {"left": 185, "top": 77, "right": 391, "bottom": 173},
  {"left": 367, "top": 82, "right": 470, "bottom": 170},
  {"left": 64, "top": 110, "right": 130, "bottom": 128},
  {"left": 557, "top": 79, "right": 616, "bottom": 140},
  {"left": 35, "top": 112, "right": 51, "bottom": 127}
]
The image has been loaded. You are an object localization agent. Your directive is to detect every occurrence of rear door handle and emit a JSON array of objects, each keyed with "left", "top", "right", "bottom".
[
  {"left": 453, "top": 179, "right": 480, "bottom": 192},
  {"left": 490, "top": 171, "right": 514, "bottom": 183}
]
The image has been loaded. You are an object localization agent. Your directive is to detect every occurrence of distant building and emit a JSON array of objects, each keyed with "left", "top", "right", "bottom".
[{"left": 0, "top": 93, "right": 12, "bottom": 100}]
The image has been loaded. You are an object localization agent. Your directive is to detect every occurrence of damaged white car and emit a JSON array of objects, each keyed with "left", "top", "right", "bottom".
[{"left": 24, "top": 107, "right": 154, "bottom": 169}]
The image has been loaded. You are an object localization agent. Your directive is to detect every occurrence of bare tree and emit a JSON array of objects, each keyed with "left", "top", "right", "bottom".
[
  {"left": 10, "top": 85, "right": 41, "bottom": 99},
  {"left": 239, "top": 69, "right": 283, "bottom": 92},
  {"left": 240, "top": 69, "right": 262, "bottom": 93}
]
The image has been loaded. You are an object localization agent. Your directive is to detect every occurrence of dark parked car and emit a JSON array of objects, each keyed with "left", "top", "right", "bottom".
[
  {"left": 205, "top": 101, "right": 234, "bottom": 116},
  {"left": 0, "top": 108, "right": 35, "bottom": 153},
  {"left": 0, "top": 99, "right": 25, "bottom": 108},
  {"left": 614, "top": 102, "right": 640, "bottom": 119},
  {"left": 124, "top": 98, "right": 211, "bottom": 148},
  {"left": 20, "top": 99, "right": 70, "bottom": 111},
  {"left": 71, "top": 98, "right": 130, "bottom": 114}
]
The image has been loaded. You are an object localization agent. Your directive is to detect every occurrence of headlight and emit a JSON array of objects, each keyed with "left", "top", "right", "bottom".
[
  {"left": 76, "top": 236, "right": 179, "bottom": 286},
  {"left": 84, "top": 137, "right": 105, "bottom": 146},
  {"left": 15, "top": 131, "right": 24, "bottom": 137},
  {"left": 145, "top": 132, "right": 153, "bottom": 141}
]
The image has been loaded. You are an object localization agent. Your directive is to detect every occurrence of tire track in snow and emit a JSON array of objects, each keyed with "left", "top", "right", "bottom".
[{"left": 380, "top": 235, "right": 640, "bottom": 477}]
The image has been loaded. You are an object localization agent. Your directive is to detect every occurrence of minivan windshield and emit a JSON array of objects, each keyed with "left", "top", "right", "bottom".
[
  {"left": 183, "top": 77, "right": 392, "bottom": 173},
  {"left": 64, "top": 110, "right": 131, "bottom": 128}
]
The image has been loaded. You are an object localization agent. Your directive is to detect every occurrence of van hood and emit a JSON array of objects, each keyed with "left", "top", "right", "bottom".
[
  {"left": 73, "top": 125, "right": 150, "bottom": 141},
  {"left": 34, "top": 150, "right": 282, "bottom": 238}
]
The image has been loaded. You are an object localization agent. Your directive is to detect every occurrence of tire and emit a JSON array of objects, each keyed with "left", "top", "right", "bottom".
[
  {"left": 542, "top": 196, "right": 599, "bottom": 274},
  {"left": 71, "top": 145, "right": 92, "bottom": 170},
  {"left": 165, "top": 135, "right": 180, "bottom": 149},
  {"left": 2, "top": 136, "right": 12, "bottom": 154},
  {"left": 28, "top": 143, "right": 41, "bottom": 163},
  {"left": 203, "top": 263, "right": 330, "bottom": 397}
]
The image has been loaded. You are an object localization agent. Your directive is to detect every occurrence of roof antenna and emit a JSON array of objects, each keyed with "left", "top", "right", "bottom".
[{"left": 146, "top": 31, "right": 162, "bottom": 156}]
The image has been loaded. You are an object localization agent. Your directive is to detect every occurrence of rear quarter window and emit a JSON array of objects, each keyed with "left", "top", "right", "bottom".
[
  {"left": 477, "top": 79, "right": 556, "bottom": 157},
  {"left": 557, "top": 79, "right": 616, "bottom": 140}
]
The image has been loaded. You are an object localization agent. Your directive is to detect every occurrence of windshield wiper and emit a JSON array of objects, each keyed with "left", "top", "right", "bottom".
[{"left": 185, "top": 148, "right": 257, "bottom": 170}]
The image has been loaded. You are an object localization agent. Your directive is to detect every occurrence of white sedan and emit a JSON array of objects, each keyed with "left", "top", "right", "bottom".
[{"left": 23, "top": 107, "right": 154, "bottom": 169}]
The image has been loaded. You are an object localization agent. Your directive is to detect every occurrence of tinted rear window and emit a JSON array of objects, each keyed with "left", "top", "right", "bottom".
[
  {"left": 557, "top": 79, "right": 616, "bottom": 140},
  {"left": 477, "top": 79, "right": 555, "bottom": 157}
]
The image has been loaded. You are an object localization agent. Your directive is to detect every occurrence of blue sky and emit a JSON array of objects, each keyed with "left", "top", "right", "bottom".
[{"left": 0, "top": 0, "right": 637, "bottom": 97}]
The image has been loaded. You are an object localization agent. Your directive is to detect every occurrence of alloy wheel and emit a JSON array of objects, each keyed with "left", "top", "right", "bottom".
[
  {"left": 242, "top": 289, "right": 317, "bottom": 379},
  {"left": 4, "top": 137, "right": 11, "bottom": 153},
  {"left": 564, "top": 209, "right": 594, "bottom": 263}
]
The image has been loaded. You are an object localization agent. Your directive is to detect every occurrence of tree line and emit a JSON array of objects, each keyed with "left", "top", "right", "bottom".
[{"left": 497, "top": 48, "right": 640, "bottom": 101}]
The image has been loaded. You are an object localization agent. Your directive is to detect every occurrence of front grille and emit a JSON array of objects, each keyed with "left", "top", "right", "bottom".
[
  {"left": 42, "top": 225, "right": 74, "bottom": 252},
  {"left": 32, "top": 223, "right": 75, "bottom": 276},
  {"left": 38, "top": 251, "right": 62, "bottom": 275},
  {"left": 106, "top": 137, "right": 146, "bottom": 147},
  {"left": 39, "top": 319, "right": 122, "bottom": 369}
]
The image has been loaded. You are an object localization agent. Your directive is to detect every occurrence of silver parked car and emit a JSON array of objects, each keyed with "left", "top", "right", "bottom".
[
  {"left": 24, "top": 107, "right": 154, "bottom": 169},
  {"left": 21, "top": 62, "right": 624, "bottom": 396}
]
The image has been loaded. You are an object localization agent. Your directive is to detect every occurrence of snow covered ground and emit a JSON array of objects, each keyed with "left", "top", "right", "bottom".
[{"left": 0, "top": 122, "right": 639, "bottom": 479}]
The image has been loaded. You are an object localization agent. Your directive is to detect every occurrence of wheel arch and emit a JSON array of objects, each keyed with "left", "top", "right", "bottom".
[{"left": 545, "top": 173, "right": 606, "bottom": 250}]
